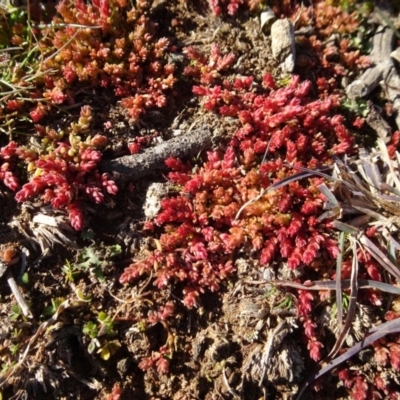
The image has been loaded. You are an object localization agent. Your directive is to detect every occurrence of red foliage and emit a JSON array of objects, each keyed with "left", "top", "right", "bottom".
[
  {"left": 138, "top": 345, "right": 170, "bottom": 374},
  {"left": 11, "top": 106, "right": 118, "bottom": 230},
  {"left": 351, "top": 376, "right": 369, "bottom": 400},
  {"left": 308, "top": 339, "right": 324, "bottom": 362},
  {"left": 207, "top": 0, "right": 262, "bottom": 16},
  {"left": 147, "top": 302, "right": 175, "bottom": 325},
  {"left": 106, "top": 384, "right": 122, "bottom": 400},
  {"left": 128, "top": 142, "right": 142, "bottom": 154},
  {"left": 388, "top": 342, "right": 400, "bottom": 371},
  {"left": 120, "top": 62, "right": 349, "bottom": 306},
  {"left": 0, "top": 142, "right": 20, "bottom": 191}
]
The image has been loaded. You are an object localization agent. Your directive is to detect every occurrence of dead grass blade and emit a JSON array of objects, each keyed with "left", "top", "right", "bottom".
[
  {"left": 358, "top": 148, "right": 381, "bottom": 190},
  {"left": 270, "top": 279, "right": 400, "bottom": 294},
  {"left": 331, "top": 220, "right": 360, "bottom": 235},
  {"left": 335, "top": 232, "right": 345, "bottom": 332},
  {"left": 317, "top": 183, "right": 339, "bottom": 207},
  {"left": 326, "top": 239, "right": 359, "bottom": 361}
]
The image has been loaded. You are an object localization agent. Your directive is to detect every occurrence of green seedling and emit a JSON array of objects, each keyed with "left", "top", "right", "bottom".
[
  {"left": 62, "top": 260, "right": 81, "bottom": 282},
  {"left": 97, "top": 311, "right": 115, "bottom": 336},
  {"left": 9, "top": 344, "right": 18, "bottom": 356},
  {"left": 276, "top": 295, "right": 293, "bottom": 311},
  {"left": 76, "top": 289, "right": 92, "bottom": 302},
  {"left": 42, "top": 297, "right": 65, "bottom": 316},
  {"left": 83, "top": 311, "right": 118, "bottom": 358},
  {"left": 11, "top": 328, "right": 22, "bottom": 339},
  {"left": 66, "top": 244, "right": 122, "bottom": 282},
  {"left": 19, "top": 272, "right": 28, "bottom": 285},
  {"left": 9, "top": 304, "right": 22, "bottom": 321},
  {"left": 83, "top": 321, "right": 100, "bottom": 354},
  {"left": 97, "top": 340, "right": 121, "bottom": 361},
  {"left": 341, "top": 97, "right": 369, "bottom": 117},
  {"left": 332, "top": 292, "right": 351, "bottom": 316},
  {"left": 1, "top": 363, "right": 9, "bottom": 375},
  {"left": 83, "top": 321, "right": 98, "bottom": 339},
  {"left": 264, "top": 286, "right": 278, "bottom": 298},
  {"left": 136, "top": 320, "right": 148, "bottom": 332}
]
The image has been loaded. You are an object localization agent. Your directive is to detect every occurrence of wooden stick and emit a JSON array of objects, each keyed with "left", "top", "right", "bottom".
[
  {"left": 6, "top": 270, "right": 32, "bottom": 318},
  {"left": 101, "top": 128, "right": 214, "bottom": 183}
]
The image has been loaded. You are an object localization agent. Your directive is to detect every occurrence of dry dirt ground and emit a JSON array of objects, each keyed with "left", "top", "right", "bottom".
[{"left": 0, "top": 1, "right": 400, "bottom": 399}]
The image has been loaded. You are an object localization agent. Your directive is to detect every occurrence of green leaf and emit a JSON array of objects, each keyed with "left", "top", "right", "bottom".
[
  {"left": 109, "top": 244, "right": 122, "bottom": 256},
  {"left": 76, "top": 289, "right": 92, "bottom": 302},
  {"left": 341, "top": 98, "right": 369, "bottom": 117},
  {"left": 20, "top": 273, "right": 29, "bottom": 285},
  {"left": 83, "top": 321, "right": 98, "bottom": 338},
  {"left": 9, "top": 304, "right": 21, "bottom": 321},
  {"left": 62, "top": 261, "right": 79, "bottom": 282},
  {"left": 78, "top": 247, "right": 101, "bottom": 270},
  {"left": 98, "top": 311, "right": 107, "bottom": 321},
  {"left": 99, "top": 345, "right": 110, "bottom": 360},
  {"left": 98, "top": 340, "right": 120, "bottom": 360},
  {"left": 42, "top": 298, "right": 65, "bottom": 316},
  {"left": 92, "top": 267, "right": 105, "bottom": 282}
]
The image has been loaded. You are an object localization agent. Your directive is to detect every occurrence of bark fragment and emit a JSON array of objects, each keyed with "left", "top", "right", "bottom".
[{"left": 101, "top": 128, "right": 214, "bottom": 183}]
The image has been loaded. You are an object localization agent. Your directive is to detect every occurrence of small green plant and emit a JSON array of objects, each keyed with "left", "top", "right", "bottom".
[
  {"left": 136, "top": 320, "right": 148, "bottom": 332},
  {"left": 63, "top": 244, "right": 122, "bottom": 282},
  {"left": 276, "top": 295, "right": 294, "bottom": 311},
  {"left": 76, "top": 247, "right": 103, "bottom": 280},
  {"left": 83, "top": 320, "right": 98, "bottom": 338},
  {"left": 42, "top": 297, "right": 65, "bottom": 316},
  {"left": 83, "top": 321, "right": 99, "bottom": 354},
  {"left": 9, "top": 344, "right": 19, "bottom": 356},
  {"left": 19, "top": 272, "right": 28, "bottom": 285},
  {"left": 1, "top": 363, "right": 10, "bottom": 375},
  {"left": 97, "top": 311, "right": 115, "bottom": 336},
  {"left": 75, "top": 289, "right": 92, "bottom": 302},
  {"left": 97, "top": 340, "right": 121, "bottom": 361},
  {"left": 341, "top": 97, "right": 369, "bottom": 117},
  {"left": 264, "top": 286, "right": 278, "bottom": 298},
  {"left": 0, "top": 359, "right": 16, "bottom": 375},
  {"left": 9, "top": 304, "right": 22, "bottom": 321},
  {"left": 83, "top": 311, "right": 119, "bottom": 360},
  {"left": 332, "top": 291, "right": 351, "bottom": 315},
  {"left": 61, "top": 260, "right": 81, "bottom": 282},
  {"left": 11, "top": 328, "right": 22, "bottom": 340}
]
